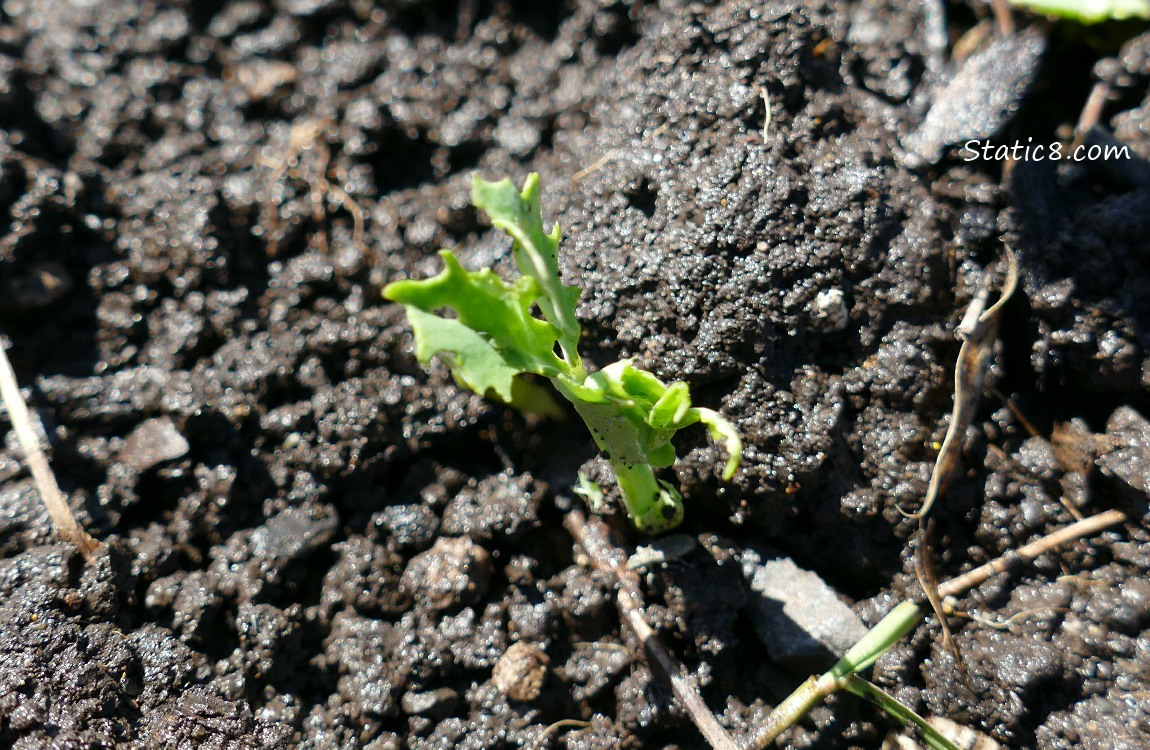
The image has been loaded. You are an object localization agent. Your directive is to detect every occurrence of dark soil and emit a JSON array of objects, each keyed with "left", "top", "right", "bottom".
[{"left": 1, "top": 1, "right": 1148, "bottom": 748}]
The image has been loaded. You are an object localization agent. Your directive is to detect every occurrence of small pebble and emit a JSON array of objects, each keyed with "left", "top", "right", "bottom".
[
  {"left": 119, "top": 417, "right": 189, "bottom": 472},
  {"left": 401, "top": 537, "right": 492, "bottom": 611},
  {"left": 492, "top": 641, "right": 549, "bottom": 701}
]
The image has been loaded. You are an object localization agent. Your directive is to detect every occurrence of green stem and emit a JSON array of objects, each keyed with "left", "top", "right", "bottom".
[
  {"left": 747, "top": 602, "right": 926, "bottom": 748},
  {"left": 743, "top": 674, "right": 839, "bottom": 749},
  {"left": 829, "top": 601, "right": 922, "bottom": 679},
  {"left": 844, "top": 677, "right": 960, "bottom": 750},
  {"left": 610, "top": 459, "right": 683, "bottom": 534}
]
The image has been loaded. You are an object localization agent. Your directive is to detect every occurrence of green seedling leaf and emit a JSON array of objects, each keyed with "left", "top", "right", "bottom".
[
  {"left": 400, "top": 307, "right": 524, "bottom": 401},
  {"left": 574, "top": 473, "right": 606, "bottom": 514},
  {"left": 844, "top": 677, "right": 961, "bottom": 750},
  {"left": 385, "top": 174, "right": 742, "bottom": 533},
  {"left": 1010, "top": 0, "right": 1150, "bottom": 22},
  {"left": 508, "top": 376, "right": 566, "bottom": 419},
  {"left": 649, "top": 381, "right": 692, "bottom": 428},
  {"left": 383, "top": 250, "right": 566, "bottom": 401},
  {"left": 472, "top": 174, "right": 583, "bottom": 360},
  {"left": 694, "top": 407, "right": 743, "bottom": 481}
]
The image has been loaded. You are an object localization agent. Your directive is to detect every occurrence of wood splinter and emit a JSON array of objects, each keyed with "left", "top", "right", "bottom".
[{"left": 0, "top": 340, "right": 102, "bottom": 558}]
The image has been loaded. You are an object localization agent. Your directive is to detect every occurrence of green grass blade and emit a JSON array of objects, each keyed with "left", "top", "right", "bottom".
[
  {"left": 829, "top": 601, "right": 922, "bottom": 679},
  {"left": 845, "top": 677, "right": 961, "bottom": 750}
]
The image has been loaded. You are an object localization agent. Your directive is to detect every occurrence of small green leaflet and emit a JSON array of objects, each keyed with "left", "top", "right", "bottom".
[
  {"left": 383, "top": 174, "right": 742, "bottom": 534},
  {"left": 1009, "top": 0, "right": 1150, "bottom": 22},
  {"left": 472, "top": 174, "right": 583, "bottom": 361},
  {"left": 557, "top": 361, "right": 742, "bottom": 480},
  {"left": 384, "top": 250, "right": 565, "bottom": 401}
]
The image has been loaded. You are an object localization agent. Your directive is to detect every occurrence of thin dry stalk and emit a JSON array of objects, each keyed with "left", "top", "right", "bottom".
[
  {"left": 1073, "top": 83, "right": 1110, "bottom": 151},
  {"left": 990, "top": 0, "right": 1015, "bottom": 36},
  {"left": 907, "top": 249, "right": 1018, "bottom": 520},
  {"left": 0, "top": 341, "right": 102, "bottom": 557},
  {"left": 938, "top": 508, "right": 1127, "bottom": 601},
  {"left": 564, "top": 510, "right": 740, "bottom": 750}
]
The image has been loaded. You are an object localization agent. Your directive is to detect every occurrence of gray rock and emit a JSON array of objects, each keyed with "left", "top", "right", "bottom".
[
  {"left": 902, "top": 27, "right": 1046, "bottom": 166},
  {"left": 119, "top": 417, "right": 189, "bottom": 472},
  {"left": 401, "top": 688, "right": 459, "bottom": 719},
  {"left": 740, "top": 547, "right": 868, "bottom": 673},
  {"left": 1098, "top": 406, "right": 1150, "bottom": 499}
]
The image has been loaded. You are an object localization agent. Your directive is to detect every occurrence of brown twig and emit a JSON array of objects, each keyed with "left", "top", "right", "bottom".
[
  {"left": 990, "top": 0, "right": 1015, "bottom": 37},
  {"left": 564, "top": 510, "right": 741, "bottom": 750},
  {"left": 527, "top": 719, "right": 592, "bottom": 750},
  {"left": 905, "top": 248, "right": 1018, "bottom": 520},
  {"left": 988, "top": 385, "right": 1041, "bottom": 439},
  {"left": 572, "top": 123, "right": 669, "bottom": 184},
  {"left": 0, "top": 340, "right": 102, "bottom": 558},
  {"left": 1072, "top": 83, "right": 1110, "bottom": 151},
  {"left": 938, "top": 508, "right": 1127, "bottom": 601}
]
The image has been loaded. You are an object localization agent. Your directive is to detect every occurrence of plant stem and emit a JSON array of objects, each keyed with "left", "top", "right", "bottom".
[
  {"left": 843, "top": 677, "right": 958, "bottom": 750},
  {"left": 0, "top": 341, "right": 102, "bottom": 558},
  {"left": 829, "top": 601, "right": 923, "bottom": 679},
  {"left": 564, "top": 510, "right": 740, "bottom": 750},
  {"left": 740, "top": 675, "right": 838, "bottom": 750}
]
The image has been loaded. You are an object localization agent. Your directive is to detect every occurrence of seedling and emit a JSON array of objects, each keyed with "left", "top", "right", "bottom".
[
  {"left": 1009, "top": 0, "right": 1150, "bottom": 22},
  {"left": 749, "top": 601, "right": 960, "bottom": 750},
  {"left": 384, "top": 174, "right": 741, "bottom": 533}
]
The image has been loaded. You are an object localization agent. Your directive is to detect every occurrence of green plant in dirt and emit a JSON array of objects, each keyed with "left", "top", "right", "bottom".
[
  {"left": 1009, "top": 0, "right": 1150, "bottom": 22},
  {"left": 383, "top": 174, "right": 741, "bottom": 533},
  {"left": 752, "top": 602, "right": 959, "bottom": 750}
]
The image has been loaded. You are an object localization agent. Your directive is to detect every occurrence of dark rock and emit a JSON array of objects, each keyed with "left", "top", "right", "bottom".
[{"left": 902, "top": 28, "right": 1046, "bottom": 165}]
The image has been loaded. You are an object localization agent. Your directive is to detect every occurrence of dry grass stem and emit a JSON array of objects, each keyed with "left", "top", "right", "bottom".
[
  {"left": 564, "top": 510, "right": 740, "bottom": 750},
  {"left": 0, "top": 341, "right": 102, "bottom": 557}
]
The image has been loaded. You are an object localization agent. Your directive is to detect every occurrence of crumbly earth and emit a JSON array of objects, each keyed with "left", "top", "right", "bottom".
[{"left": 0, "top": 1, "right": 1148, "bottom": 748}]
